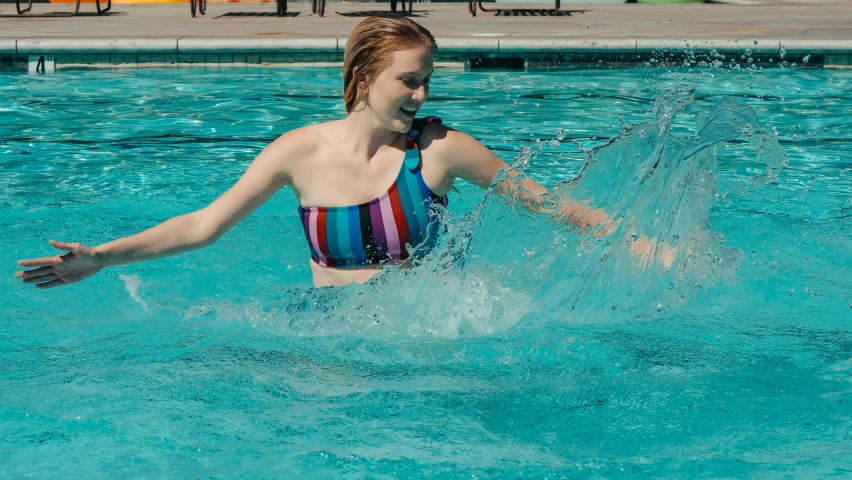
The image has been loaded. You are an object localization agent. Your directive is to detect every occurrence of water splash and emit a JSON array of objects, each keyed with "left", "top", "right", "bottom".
[
  {"left": 524, "top": 89, "right": 786, "bottom": 320},
  {"left": 119, "top": 273, "right": 149, "bottom": 310}
]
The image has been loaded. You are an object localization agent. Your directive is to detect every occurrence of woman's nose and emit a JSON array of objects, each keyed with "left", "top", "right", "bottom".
[{"left": 412, "top": 84, "right": 428, "bottom": 102}]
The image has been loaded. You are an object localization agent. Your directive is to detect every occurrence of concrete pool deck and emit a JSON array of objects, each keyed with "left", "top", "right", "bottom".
[{"left": 1, "top": 1, "right": 851, "bottom": 69}]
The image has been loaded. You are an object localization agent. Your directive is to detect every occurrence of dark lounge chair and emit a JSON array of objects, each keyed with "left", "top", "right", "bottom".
[
  {"left": 15, "top": 0, "right": 111, "bottom": 16},
  {"left": 189, "top": 0, "right": 288, "bottom": 17},
  {"left": 468, "top": 0, "right": 561, "bottom": 16},
  {"left": 310, "top": 0, "right": 413, "bottom": 17}
]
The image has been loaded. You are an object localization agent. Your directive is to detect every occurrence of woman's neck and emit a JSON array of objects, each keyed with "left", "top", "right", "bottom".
[{"left": 339, "top": 108, "right": 405, "bottom": 161}]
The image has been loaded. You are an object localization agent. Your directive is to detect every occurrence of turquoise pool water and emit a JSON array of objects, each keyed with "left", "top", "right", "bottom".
[{"left": 2, "top": 66, "right": 851, "bottom": 477}]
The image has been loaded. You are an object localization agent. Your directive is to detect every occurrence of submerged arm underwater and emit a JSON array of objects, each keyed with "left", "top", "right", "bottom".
[{"left": 492, "top": 170, "right": 617, "bottom": 236}]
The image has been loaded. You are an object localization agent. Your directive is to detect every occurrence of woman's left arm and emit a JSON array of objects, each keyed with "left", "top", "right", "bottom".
[{"left": 425, "top": 125, "right": 612, "bottom": 231}]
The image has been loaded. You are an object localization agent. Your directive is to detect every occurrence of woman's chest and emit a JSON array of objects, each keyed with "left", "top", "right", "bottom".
[{"left": 292, "top": 147, "right": 450, "bottom": 208}]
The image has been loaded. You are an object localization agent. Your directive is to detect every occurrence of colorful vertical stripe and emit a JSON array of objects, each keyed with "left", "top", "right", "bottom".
[{"left": 297, "top": 117, "right": 447, "bottom": 268}]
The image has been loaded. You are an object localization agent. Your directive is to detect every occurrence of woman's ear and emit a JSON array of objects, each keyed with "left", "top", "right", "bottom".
[{"left": 357, "top": 77, "right": 369, "bottom": 98}]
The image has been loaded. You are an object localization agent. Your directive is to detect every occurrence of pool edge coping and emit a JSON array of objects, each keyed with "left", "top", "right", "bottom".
[{"left": 3, "top": 37, "right": 852, "bottom": 55}]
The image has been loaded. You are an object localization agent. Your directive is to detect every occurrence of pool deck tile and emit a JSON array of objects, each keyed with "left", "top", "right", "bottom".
[
  {"left": 438, "top": 37, "right": 500, "bottom": 54},
  {"left": 635, "top": 38, "right": 852, "bottom": 54},
  {"left": 635, "top": 38, "right": 775, "bottom": 54},
  {"left": 778, "top": 39, "right": 852, "bottom": 53},
  {"left": 0, "top": 39, "right": 16, "bottom": 54},
  {"left": 500, "top": 38, "right": 636, "bottom": 53},
  {"left": 16, "top": 38, "right": 178, "bottom": 54}
]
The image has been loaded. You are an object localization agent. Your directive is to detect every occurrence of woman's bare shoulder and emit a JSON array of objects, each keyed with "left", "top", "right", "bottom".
[
  {"left": 418, "top": 120, "right": 476, "bottom": 155},
  {"left": 266, "top": 122, "right": 328, "bottom": 157},
  {"left": 419, "top": 119, "right": 454, "bottom": 137},
  {"left": 260, "top": 121, "right": 338, "bottom": 173}
]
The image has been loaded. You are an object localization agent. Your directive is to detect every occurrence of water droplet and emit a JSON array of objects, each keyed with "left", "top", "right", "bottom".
[
  {"left": 779, "top": 47, "right": 786, "bottom": 58},
  {"left": 556, "top": 128, "right": 566, "bottom": 140},
  {"left": 753, "top": 39, "right": 758, "bottom": 45},
  {"left": 549, "top": 139, "right": 560, "bottom": 149},
  {"left": 803, "top": 27, "right": 808, "bottom": 34},
  {"left": 803, "top": 54, "right": 810, "bottom": 63}
]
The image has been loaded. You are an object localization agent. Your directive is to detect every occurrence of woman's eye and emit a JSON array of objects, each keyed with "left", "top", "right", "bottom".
[{"left": 403, "top": 78, "right": 429, "bottom": 88}]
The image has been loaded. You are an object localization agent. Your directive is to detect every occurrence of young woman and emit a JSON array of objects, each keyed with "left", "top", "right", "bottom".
[{"left": 15, "top": 15, "right": 610, "bottom": 289}]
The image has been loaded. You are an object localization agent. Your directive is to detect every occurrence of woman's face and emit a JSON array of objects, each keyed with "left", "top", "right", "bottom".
[{"left": 364, "top": 47, "right": 434, "bottom": 133}]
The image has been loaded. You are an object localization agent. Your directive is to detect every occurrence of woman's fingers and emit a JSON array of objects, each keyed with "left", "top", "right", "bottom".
[
  {"left": 15, "top": 240, "right": 96, "bottom": 289},
  {"left": 593, "top": 217, "right": 622, "bottom": 238},
  {"left": 17, "top": 256, "right": 61, "bottom": 268},
  {"left": 22, "top": 273, "right": 58, "bottom": 284},
  {"left": 15, "top": 266, "right": 53, "bottom": 279},
  {"left": 15, "top": 240, "right": 79, "bottom": 268},
  {"left": 49, "top": 239, "right": 80, "bottom": 252},
  {"left": 35, "top": 278, "right": 65, "bottom": 289}
]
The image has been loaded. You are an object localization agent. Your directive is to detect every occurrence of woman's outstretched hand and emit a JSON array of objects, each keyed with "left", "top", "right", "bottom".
[{"left": 15, "top": 240, "right": 102, "bottom": 289}]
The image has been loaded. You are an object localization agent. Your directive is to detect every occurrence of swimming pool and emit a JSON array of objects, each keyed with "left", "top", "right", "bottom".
[{"left": 2, "top": 65, "right": 851, "bottom": 477}]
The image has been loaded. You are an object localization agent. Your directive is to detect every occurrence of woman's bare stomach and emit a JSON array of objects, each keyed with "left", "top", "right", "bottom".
[{"left": 309, "top": 260, "right": 382, "bottom": 287}]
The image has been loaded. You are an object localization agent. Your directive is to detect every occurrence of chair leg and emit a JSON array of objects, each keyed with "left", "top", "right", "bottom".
[
  {"left": 277, "top": 0, "right": 286, "bottom": 16},
  {"left": 391, "top": 0, "right": 396, "bottom": 12},
  {"left": 318, "top": 0, "right": 324, "bottom": 16},
  {"left": 199, "top": 0, "right": 206, "bottom": 15},
  {"left": 96, "top": 0, "right": 112, "bottom": 14},
  {"left": 16, "top": 0, "right": 32, "bottom": 15},
  {"left": 477, "top": 0, "right": 495, "bottom": 13},
  {"left": 190, "top": 0, "right": 196, "bottom": 17}
]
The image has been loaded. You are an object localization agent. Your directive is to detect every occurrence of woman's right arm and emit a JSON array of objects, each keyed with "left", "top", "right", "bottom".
[{"left": 16, "top": 135, "right": 296, "bottom": 289}]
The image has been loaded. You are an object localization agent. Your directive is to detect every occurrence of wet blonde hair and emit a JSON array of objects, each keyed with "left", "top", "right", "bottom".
[{"left": 343, "top": 14, "right": 438, "bottom": 113}]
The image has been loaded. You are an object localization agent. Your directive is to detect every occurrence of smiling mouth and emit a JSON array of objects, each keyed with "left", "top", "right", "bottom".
[{"left": 399, "top": 105, "right": 418, "bottom": 118}]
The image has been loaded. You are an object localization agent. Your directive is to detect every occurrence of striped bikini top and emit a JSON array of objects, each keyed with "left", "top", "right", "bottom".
[{"left": 297, "top": 117, "right": 448, "bottom": 269}]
